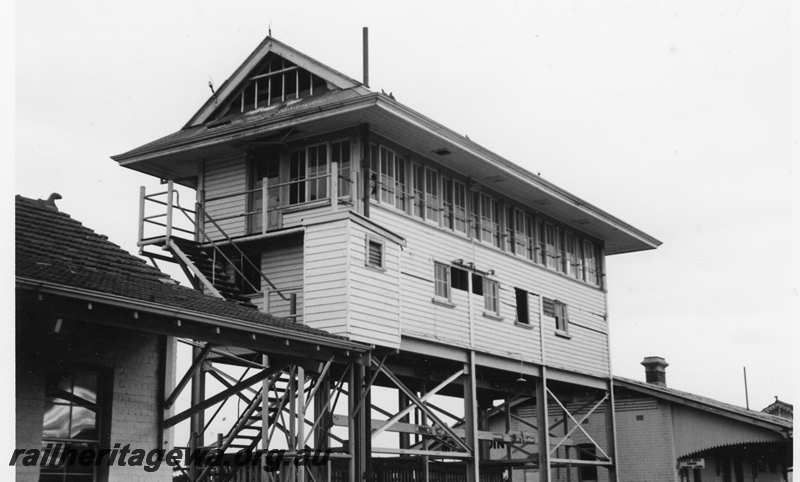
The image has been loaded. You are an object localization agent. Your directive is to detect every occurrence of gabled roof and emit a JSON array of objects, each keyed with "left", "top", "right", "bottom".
[
  {"left": 112, "top": 36, "right": 662, "bottom": 255},
  {"left": 15, "top": 194, "right": 368, "bottom": 350},
  {"left": 614, "top": 376, "right": 792, "bottom": 433},
  {"left": 185, "top": 36, "right": 366, "bottom": 128}
]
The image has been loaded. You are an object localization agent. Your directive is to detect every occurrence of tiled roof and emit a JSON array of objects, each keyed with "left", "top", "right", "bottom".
[
  {"left": 614, "top": 376, "right": 792, "bottom": 430},
  {"left": 15, "top": 194, "right": 363, "bottom": 347}
]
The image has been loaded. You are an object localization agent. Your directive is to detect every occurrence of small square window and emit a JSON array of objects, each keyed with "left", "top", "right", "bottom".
[{"left": 366, "top": 237, "right": 384, "bottom": 269}]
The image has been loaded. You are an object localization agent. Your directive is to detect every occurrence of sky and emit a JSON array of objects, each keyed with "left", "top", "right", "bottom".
[{"left": 10, "top": 0, "right": 794, "bottom": 413}]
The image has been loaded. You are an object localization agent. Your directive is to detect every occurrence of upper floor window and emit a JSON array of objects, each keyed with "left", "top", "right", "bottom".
[
  {"left": 379, "top": 147, "right": 396, "bottom": 204},
  {"left": 515, "top": 288, "right": 529, "bottom": 324},
  {"left": 480, "top": 194, "right": 495, "bottom": 244},
  {"left": 307, "top": 144, "right": 328, "bottom": 201},
  {"left": 543, "top": 223, "right": 561, "bottom": 271},
  {"left": 413, "top": 163, "right": 425, "bottom": 219},
  {"left": 434, "top": 262, "right": 450, "bottom": 300},
  {"left": 289, "top": 150, "right": 307, "bottom": 204},
  {"left": 524, "top": 214, "right": 535, "bottom": 261},
  {"left": 451, "top": 266, "right": 469, "bottom": 291},
  {"left": 483, "top": 278, "right": 500, "bottom": 315},
  {"left": 509, "top": 208, "right": 527, "bottom": 255},
  {"left": 355, "top": 141, "right": 604, "bottom": 289},
  {"left": 442, "top": 177, "right": 454, "bottom": 230},
  {"left": 395, "top": 157, "right": 408, "bottom": 212},
  {"left": 565, "top": 232, "right": 583, "bottom": 280},
  {"left": 583, "top": 240, "right": 600, "bottom": 286},
  {"left": 288, "top": 144, "right": 329, "bottom": 205},
  {"left": 544, "top": 297, "right": 569, "bottom": 333},
  {"left": 453, "top": 181, "right": 467, "bottom": 234},
  {"left": 332, "top": 140, "right": 351, "bottom": 198},
  {"left": 425, "top": 168, "right": 440, "bottom": 222},
  {"left": 369, "top": 144, "right": 380, "bottom": 201},
  {"left": 470, "top": 193, "right": 481, "bottom": 239}
]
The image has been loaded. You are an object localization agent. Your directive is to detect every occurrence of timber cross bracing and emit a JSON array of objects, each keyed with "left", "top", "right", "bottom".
[{"left": 163, "top": 344, "right": 620, "bottom": 482}]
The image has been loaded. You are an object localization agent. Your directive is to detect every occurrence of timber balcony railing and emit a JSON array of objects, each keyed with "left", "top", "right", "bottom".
[{"left": 137, "top": 181, "right": 302, "bottom": 316}]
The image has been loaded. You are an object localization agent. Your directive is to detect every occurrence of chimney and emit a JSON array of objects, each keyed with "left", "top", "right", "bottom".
[{"left": 641, "top": 356, "right": 668, "bottom": 387}]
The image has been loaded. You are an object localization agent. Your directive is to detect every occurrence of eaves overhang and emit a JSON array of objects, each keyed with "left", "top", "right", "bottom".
[
  {"left": 113, "top": 93, "right": 661, "bottom": 255},
  {"left": 17, "top": 277, "right": 371, "bottom": 353},
  {"left": 614, "top": 377, "right": 793, "bottom": 435}
]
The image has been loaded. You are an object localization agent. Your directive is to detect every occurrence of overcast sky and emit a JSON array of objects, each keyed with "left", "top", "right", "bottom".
[{"left": 12, "top": 0, "right": 793, "bottom": 411}]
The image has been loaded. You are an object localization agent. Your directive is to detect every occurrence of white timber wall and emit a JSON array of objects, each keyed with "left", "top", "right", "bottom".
[
  {"left": 202, "top": 154, "right": 248, "bottom": 239},
  {"left": 369, "top": 204, "right": 610, "bottom": 378},
  {"left": 303, "top": 214, "right": 350, "bottom": 337},
  {"left": 345, "top": 220, "right": 402, "bottom": 348},
  {"left": 261, "top": 237, "right": 304, "bottom": 321}
]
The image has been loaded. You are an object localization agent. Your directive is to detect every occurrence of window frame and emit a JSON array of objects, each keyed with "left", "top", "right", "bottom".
[
  {"left": 483, "top": 277, "right": 500, "bottom": 317},
  {"left": 424, "top": 167, "right": 440, "bottom": 224},
  {"left": 544, "top": 298, "right": 570, "bottom": 336},
  {"left": 453, "top": 180, "right": 468, "bottom": 234},
  {"left": 40, "top": 365, "right": 113, "bottom": 482},
  {"left": 433, "top": 261, "right": 451, "bottom": 301},
  {"left": 331, "top": 139, "right": 352, "bottom": 200},
  {"left": 514, "top": 288, "right": 530, "bottom": 325},
  {"left": 288, "top": 142, "right": 330, "bottom": 205}
]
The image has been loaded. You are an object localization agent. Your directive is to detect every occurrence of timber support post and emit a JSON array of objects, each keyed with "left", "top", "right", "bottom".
[
  {"left": 536, "top": 368, "right": 551, "bottom": 482},
  {"left": 189, "top": 343, "right": 206, "bottom": 481},
  {"left": 464, "top": 351, "right": 480, "bottom": 482}
]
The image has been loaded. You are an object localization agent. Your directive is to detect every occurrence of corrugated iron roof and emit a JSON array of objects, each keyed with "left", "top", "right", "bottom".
[{"left": 614, "top": 376, "right": 792, "bottom": 430}]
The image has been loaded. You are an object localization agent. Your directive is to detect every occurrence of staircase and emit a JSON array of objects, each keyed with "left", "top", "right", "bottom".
[
  {"left": 138, "top": 181, "right": 294, "bottom": 311},
  {"left": 168, "top": 237, "right": 254, "bottom": 305}
]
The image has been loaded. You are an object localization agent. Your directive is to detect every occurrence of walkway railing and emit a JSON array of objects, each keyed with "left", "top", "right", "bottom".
[{"left": 138, "top": 181, "right": 297, "bottom": 309}]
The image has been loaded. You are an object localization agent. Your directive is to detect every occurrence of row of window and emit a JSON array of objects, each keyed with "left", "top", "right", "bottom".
[
  {"left": 368, "top": 143, "right": 603, "bottom": 287},
  {"left": 286, "top": 140, "right": 352, "bottom": 204},
  {"left": 256, "top": 139, "right": 602, "bottom": 287},
  {"left": 433, "top": 262, "right": 570, "bottom": 333}
]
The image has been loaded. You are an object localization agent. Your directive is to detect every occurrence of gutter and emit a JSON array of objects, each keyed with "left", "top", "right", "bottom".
[
  {"left": 16, "top": 277, "right": 371, "bottom": 352},
  {"left": 613, "top": 378, "right": 792, "bottom": 433},
  {"left": 373, "top": 95, "right": 662, "bottom": 252},
  {"left": 112, "top": 92, "right": 660, "bottom": 252}
]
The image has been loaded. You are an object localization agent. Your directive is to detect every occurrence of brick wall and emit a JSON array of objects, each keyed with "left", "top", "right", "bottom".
[
  {"left": 15, "top": 317, "right": 172, "bottom": 482},
  {"left": 614, "top": 391, "right": 677, "bottom": 482}
]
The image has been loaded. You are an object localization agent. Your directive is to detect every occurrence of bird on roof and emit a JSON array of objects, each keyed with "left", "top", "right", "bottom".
[{"left": 44, "top": 193, "right": 62, "bottom": 209}]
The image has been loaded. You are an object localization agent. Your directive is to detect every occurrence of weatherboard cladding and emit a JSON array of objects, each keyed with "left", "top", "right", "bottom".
[
  {"left": 14, "top": 195, "right": 360, "bottom": 346},
  {"left": 369, "top": 205, "right": 609, "bottom": 376},
  {"left": 202, "top": 153, "right": 249, "bottom": 238}
]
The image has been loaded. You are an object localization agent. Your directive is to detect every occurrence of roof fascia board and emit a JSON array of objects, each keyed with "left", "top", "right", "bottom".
[
  {"left": 373, "top": 96, "right": 662, "bottom": 253},
  {"left": 614, "top": 379, "right": 791, "bottom": 432},
  {"left": 16, "top": 277, "right": 370, "bottom": 352},
  {"left": 186, "top": 36, "right": 362, "bottom": 129},
  {"left": 116, "top": 94, "right": 379, "bottom": 165}
]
